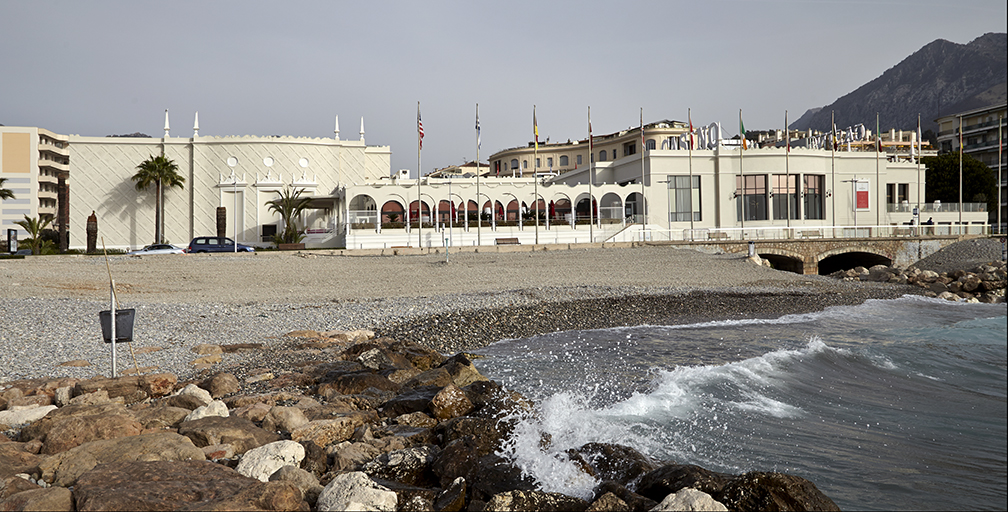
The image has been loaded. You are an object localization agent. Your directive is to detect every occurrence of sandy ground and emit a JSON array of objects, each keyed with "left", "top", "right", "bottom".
[{"left": 1, "top": 245, "right": 835, "bottom": 305}]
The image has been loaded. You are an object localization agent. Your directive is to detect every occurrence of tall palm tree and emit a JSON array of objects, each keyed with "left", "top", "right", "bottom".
[
  {"left": 266, "top": 186, "right": 312, "bottom": 245},
  {"left": 132, "top": 155, "right": 185, "bottom": 244},
  {"left": 14, "top": 215, "right": 52, "bottom": 255},
  {"left": 0, "top": 177, "right": 15, "bottom": 201}
]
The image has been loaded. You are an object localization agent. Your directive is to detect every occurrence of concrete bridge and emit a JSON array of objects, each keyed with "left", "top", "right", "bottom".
[{"left": 666, "top": 235, "right": 978, "bottom": 275}]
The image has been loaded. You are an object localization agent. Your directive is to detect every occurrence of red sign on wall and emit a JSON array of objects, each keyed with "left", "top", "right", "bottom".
[{"left": 855, "top": 180, "right": 870, "bottom": 210}]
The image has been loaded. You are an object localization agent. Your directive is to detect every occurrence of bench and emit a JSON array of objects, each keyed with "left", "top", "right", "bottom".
[
  {"left": 707, "top": 232, "right": 730, "bottom": 240},
  {"left": 892, "top": 227, "right": 912, "bottom": 237},
  {"left": 495, "top": 237, "right": 520, "bottom": 245},
  {"left": 799, "top": 230, "right": 823, "bottom": 238}
]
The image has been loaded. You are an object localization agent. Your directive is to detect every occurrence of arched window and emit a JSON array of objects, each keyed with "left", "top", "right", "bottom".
[
  {"left": 510, "top": 159, "right": 519, "bottom": 169},
  {"left": 599, "top": 150, "right": 607, "bottom": 161},
  {"left": 559, "top": 155, "right": 569, "bottom": 166},
  {"left": 646, "top": 139, "right": 656, "bottom": 150},
  {"left": 522, "top": 160, "right": 528, "bottom": 169}
]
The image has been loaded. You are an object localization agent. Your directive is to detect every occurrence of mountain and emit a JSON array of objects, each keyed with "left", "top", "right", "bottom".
[{"left": 790, "top": 33, "right": 1006, "bottom": 133}]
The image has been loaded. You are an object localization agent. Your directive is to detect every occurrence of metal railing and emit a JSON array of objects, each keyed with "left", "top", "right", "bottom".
[
  {"left": 887, "top": 202, "right": 987, "bottom": 213},
  {"left": 643, "top": 223, "right": 990, "bottom": 242}
]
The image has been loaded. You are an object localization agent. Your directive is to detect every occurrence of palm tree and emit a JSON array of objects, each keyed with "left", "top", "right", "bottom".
[
  {"left": 132, "top": 155, "right": 185, "bottom": 244},
  {"left": 14, "top": 215, "right": 52, "bottom": 255},
  {"left": 266, "top": 186, "right": 312, "bottom": 245},
  {"left": 0, "top": 177, "right": 15, "bottom": 201}
]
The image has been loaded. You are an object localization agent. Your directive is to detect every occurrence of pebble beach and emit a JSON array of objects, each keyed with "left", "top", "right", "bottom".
[{"left": 0, "top": 243, "right": 927, "bottom": 384}]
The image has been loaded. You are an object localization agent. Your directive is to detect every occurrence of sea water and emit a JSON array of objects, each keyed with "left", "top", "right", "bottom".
[{"left": 471, "top": 295, "right": 1007, "bottom": 511}]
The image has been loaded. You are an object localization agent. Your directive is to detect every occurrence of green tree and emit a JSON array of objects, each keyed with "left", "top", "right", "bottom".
[
  {"left": 131, "top": 155, "right": 185, "bottom": 244},
  {"left": 266, "top": 187, "right": 312, "bottom": 245},
  {"left": 0, "top": 177, "right": 15, "bottom": 201},
  {"left": 923, "top": 153, "right": 997, "bottom": 213},
  {"left": 14, "top": 215, "right": 52, "bottom": 255}
]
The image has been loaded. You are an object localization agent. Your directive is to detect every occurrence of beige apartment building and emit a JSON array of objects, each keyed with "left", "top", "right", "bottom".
[{"left": 0, "top": 127, "right": 70, "bottom": 244}]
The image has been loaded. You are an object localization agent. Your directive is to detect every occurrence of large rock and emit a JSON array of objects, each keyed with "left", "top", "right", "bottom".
[
  {"left": 0, "top": 405, "right": 56, "bottom": 428},
  {"left": 160, "top": 393, "right": 209, "bottom": 411},
  {"left": 430, "top": 385, "right": 474, "bottom": 420},
  {"left": 290, "top": 412, "right": 377, "bottom": 448},
  {"left": 381, "top": 386, "right": 440, "bottom": 417},
  {"left": 72, "top": 460, "right": 307, "bottom": 511},
  {"left": 236, "top": 440, "right": 306, "bottom": 483},
  {"left": 329, "top": 441, "right": 383, "bottom": 472},
  {"left": 183, "top": 399, "right": 229, "bottom": 422},
  {"left": 316, "top": 471, "right": 397, "bottom": 512},
  {"left": 0, "top": 442, "right": 44, "bottom": 479},
  {"left": 0, "top": 486, "right": 73, "bottom": 512},
  {"left": 133, "top": 406, "right": 191, "bottom": 430},
  {"left": 361, "top": 445, "right": 440, "bottom": 487},
  {"left": 200, "top": 372, "right": 241, "bottom": 398},
  {"left": 317, "top": 372, "right": 401, "bottom": 397},
  {"left": 19, "top": 402, "right": 141, "bottom": 455},
  {"left": 484, "top": 490, "right": 588, "bottom": 511},
  {"left": 262, "top": 406, "right": 310, "bottom": 434},
  {"left": 176, "top": 383, "right": 213, "bottom": 405},
  {"left": 178, "top": 415, "right": 281, "bottom": 455},
  {"left": 38, "top": 432, "right": 206, "bottom": 487},
  {"left": 652, "top": 487, "right": 727, "bottom": 511},
  {"left": 269, "top": 465, "right": 323, "bottom": 505},
  {"left": 437, "top": 354, "right": 489, "bottom": 388},
  {"left": 566, "top": 443, "right": 657, "bottom": 488}
]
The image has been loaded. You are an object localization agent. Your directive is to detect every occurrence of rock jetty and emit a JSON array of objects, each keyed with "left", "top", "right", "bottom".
[
  {"left": 828, "top": 260, "right": 1006, "bottom": 303},
  {"left": 0, "top": 332, "right": 839, "bottom": 512}
]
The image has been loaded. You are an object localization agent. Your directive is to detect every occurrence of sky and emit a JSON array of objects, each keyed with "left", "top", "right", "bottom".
[{"left": 2, "top": 0, "right": 1006, "bottom": 177}]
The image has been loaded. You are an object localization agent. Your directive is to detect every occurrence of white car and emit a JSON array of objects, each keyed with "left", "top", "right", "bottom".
[{"left": 128, "top": 243, "right": 185, "bottom": 256}]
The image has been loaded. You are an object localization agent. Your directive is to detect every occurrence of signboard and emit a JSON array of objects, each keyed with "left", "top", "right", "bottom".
[{"left": 855, "top": 180, "right": 870, "bottom": 211}]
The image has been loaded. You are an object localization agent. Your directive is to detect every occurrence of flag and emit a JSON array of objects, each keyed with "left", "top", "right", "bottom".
[
  {"left": 417, "top": 107, "right": 424, "bottom": 150},
  {"left": 688, "top": 111, "right": 694, "bottom": 150},
  {"left": 739, "top": 112, "right": 747, "bottom": 150},
  {"left": 533, "top": 106, "right": 539, "bottom": 150},
  {"left": 640, "top": 108, "right": 645, "bottom": 152},
  {"left": 475, "top": 108, "right": 481, "bottom": 149},
  {"left": 785, "top": 110, "right": 790, "bottom": 153},
  {"left": 875, "top": 114, "right": 881, "bottom": 153}
]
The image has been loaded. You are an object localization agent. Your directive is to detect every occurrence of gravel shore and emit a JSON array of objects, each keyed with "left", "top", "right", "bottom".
[{"left": 1, "top": 244, "right": 925, "bottom": 383}]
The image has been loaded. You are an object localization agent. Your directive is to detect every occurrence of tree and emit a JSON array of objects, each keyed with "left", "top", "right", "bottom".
[
  {"left": 266, "top": 187, "right": 312, "bottom": 245},
  {"left": 0, "top": 177, "right": 15, "bottom": 201},
  {"left": 132, "top": 155, "right": 185, "bottom": 244},
  {"left": 14, "top": 215, "right": 52, "bottom": 255},
  {"left": 923, "top": 153, "right": 997, "bottom": 213}
]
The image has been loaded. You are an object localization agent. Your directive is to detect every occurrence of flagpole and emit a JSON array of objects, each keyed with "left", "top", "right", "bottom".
[
  {"left": 476, "top": 103, "right": 481, "bottom": 247},
  {"left": 785, "top": 110, "right": 791, "bottom": 231},
  {"left": 533, "top": 105, "right": 539, "bottom": 245},
  {"left": 688, "top": 108, "right": 694, "bottom": 235},
  {"left": 831, "top": 110, "right": 836, "bottom": 237},
  {"left": 588, "top": 106, "right": 594, "bottom": 243},
  {"left": 876, "top": 112, "right": 881, "bottom": 229},
  {"left": 959, "top": 115, "right": 963, "bottom": 234},
  {"left": 640, "top": 108, "right": 647, "bottom": 229},
  {"left": 739, "top": 109, "right": 745, "bottom": 234},
  {"left": 999, "top": 114, "right": 1003, "bottom": 235},
  {"left": 916, "top": 114, "right": 922, "bottom": 225},
  {"left": 417, "top": 101, "right": 422, "bottom": 249}
]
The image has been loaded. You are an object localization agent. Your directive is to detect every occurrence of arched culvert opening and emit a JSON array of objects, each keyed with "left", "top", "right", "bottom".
[
  {"left": 760, "top": 253, "right": 804, "bottom": 274},
  {"left": 818, "top": 252, "right": 892, "bottom": 275}
]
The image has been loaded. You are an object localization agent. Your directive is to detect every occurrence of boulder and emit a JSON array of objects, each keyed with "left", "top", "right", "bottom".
[
  {"left": 462, "top": 454, "right": 538, "bottom": 502},
  {"left": 316, "top": 471, "right": 397, "bottom": 512},
  {"left": 0, "top": 442, "right": 44, "bottom": 479},
  {"left": 133, "top": 406, "right": 190, "bottom": 430},
  {"left": 178, "top": 415, "right": 281, "bottom": 455},
  {"left": 0, "top": 486, "right": 73, "bottom": 512},
  {"left": 236, "top": 440, "right": 306, "bottom": 483},
  {"left": 160, "top": 393, "right": 209, "bottom": 411},
  {"left": 718, "top": 471, "right": 840, "bottom": 512},
  {"left": 72, "top": 376, "right": 150, "bottom": 404},
  {"left": 400, "top": 368, "right": 453, "bottom": 389},
  {"left": 291, "top": 412, "right": 378, "bottom": 448},
  {"left": 269, "top": 465, "right": 323, "bottom": 505},
  {"left": 183, "top": 399, "right": 229, "bottom": 422},
  {"left": 39, "top": 405, "right": 142, "bottom": 455},
  {"left": 392, "top": 411, "right": 438, "bottom": 428},
  {"left": 434, "top": 417, "right": 503, "bottom": 457},
  {"left": 176, "top": 383, "right": 213, "bottom": 405},
  {"left": 566, "top": 442, "right": 657, "bottom": 488},
  {"left": 66, "top": 389, "right": 116, "bottom": 407},
  {"left": 585, "top": 491, "right": 630, "bottom": 512},
  {"left": 484, "top": 490, "right": 588, "bottom": 512},
  {"left": 0, "top": 405, "right": 56, "bottom": 428},
  {"left": 200, "top": 372, "right": 241, "bottom": 398},
  {"left": 317, "top": 372, "right": 400, "bottom": 397},
  {"left": 38, "top": 432, "right": 206, "bottom": 487},
  {"left": 430, "top": 385, "right": 474, "bottom": 420},
  {"left": 434, "top": 476, "right": 467, "bottom": 512},
  {"left": 381, "top": 386, "right": 440, "bottom": 417},
  {"left": 72, "top": 459, "right": 306, "bottom": 511},
  {"left": 361, "top": 445, "right": 440, "bottom": 487},
  {"left": 262, "top": 406, "right": 310, "bottom": 434},
  {"left": 652, "top": 487, "right": 727, "bottom": 511},
  {"left": 438, "top": 354, "right": 489, "bottom": 388},
  {"left": 591, "top": 481, "right": 657, "bottom": 512}
]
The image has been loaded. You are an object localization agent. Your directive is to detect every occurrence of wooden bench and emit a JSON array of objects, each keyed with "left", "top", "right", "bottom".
[
  {"left": 495, "top": 237, "right": 520, "bottom": 245},
  {"left": 799, "top": 230, "right": 823, "bottom": 238}
]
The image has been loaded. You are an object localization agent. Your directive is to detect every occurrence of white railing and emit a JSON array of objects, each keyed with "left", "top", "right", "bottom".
[{"left": 642, "top": 223, "right": 991, "bottom": 242}]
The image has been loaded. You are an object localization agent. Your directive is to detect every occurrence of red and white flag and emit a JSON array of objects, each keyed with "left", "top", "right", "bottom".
[{"left": 417, "top": 106, "right": 424, "bottom": 150}]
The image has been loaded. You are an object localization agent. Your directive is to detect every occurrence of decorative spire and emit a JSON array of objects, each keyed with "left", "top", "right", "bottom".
[
  {"left": 359, "top": 117, "right": 365, "bottom": 141},
  {"left": 193, "top": 111, "right": 200, "bottom": 137},
  {"left": 334, "top": 115, "right": 340, "bottom": 140},
  {"left": 163, "top": 109, "right": 170, "bottom": 138}
]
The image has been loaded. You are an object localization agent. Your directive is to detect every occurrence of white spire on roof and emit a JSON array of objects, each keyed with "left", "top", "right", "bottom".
[
  {"left": 334, "top": 115, "right": 340, "bottom": 140},
  {"left": 163, "top": 109, "right": 170, "bottom": 138},
  {"left": 359, "top": 117, "right": 365, "bottom": 141},
  {"left": 193, "top": 111, "right": 199, "bottom": 137}
]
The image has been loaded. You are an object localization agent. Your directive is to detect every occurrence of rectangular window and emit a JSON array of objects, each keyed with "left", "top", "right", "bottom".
[
  {"left": 576, "top": 155, "right": 583, "bottom": 165},
  {"left": 547, "top": 157, "right": 553, "bottom": 168},
  {"left": 803, "top": 175, "right": 824, "bottom": 220},
  {"left": 736, "top": 175, "right": 767, "bottom": 221},
  {"left": 772, "top": 174, "right": 799, "bottom": 220},
  {"left": 668, "top": 175, "right": 701, "bottom": 222},
  {"left": 536, "top": 158, "right": 541, "bottom": 168},
  {"left": 624, "top": 143, "right": 636, "bottom": 156}
]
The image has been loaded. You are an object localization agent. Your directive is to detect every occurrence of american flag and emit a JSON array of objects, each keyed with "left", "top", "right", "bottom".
[{"left": 417, "top": 107, "right": 424, "bottom": 150}]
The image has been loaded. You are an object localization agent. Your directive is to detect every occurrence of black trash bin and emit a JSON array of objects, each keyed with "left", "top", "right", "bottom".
[{"left": 99, "top": 309, "right": 135, "bottom": 343}]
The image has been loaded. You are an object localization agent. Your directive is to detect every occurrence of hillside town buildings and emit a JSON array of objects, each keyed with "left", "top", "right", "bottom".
[{"left": 935, "top": 102, "right": 1006, "bottom": 233}]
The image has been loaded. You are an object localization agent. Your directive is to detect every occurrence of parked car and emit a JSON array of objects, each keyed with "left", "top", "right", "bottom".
[
  {"left": 128, "top": 243, "right": 185, "bottom": 256},
  {"left": 186, "top": 236, "right": 255, "bottom": 253}
]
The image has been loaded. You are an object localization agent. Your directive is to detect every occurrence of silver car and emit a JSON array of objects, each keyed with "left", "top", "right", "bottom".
[{"left": 128, "top": 243, "right": 185, "bottom": 256}]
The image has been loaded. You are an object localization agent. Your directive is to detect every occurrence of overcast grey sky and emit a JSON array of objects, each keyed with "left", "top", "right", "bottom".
[{"left": 2, "top": 0, "right": 1005, "bottom": 176}]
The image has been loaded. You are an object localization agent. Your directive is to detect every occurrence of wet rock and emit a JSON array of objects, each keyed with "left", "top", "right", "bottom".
[
  {"left": 361, "top": 445, "right": 440, "bottom": 487},
  {"left": 567, "top": 442, "right": 657, "bottom": 488},
  {"left": 719, "top": 471, "right": 840, "bottom": 512},
  {"left": 434, "top": 476, "right": 467, "bottom": 512},
  {"left": 317, "top": 372, "right": 400, "bottom": 397},
  {"left": 484, "top": 489, "right": 589, "bottom": 511},
  {"left": 438, "top": 354, "right": 489, "bottom": 388},
  {"left": 434, "top": 417, "right": 503, "bottom": 457},
  {"left": 381, "top": 386, "right": 440, "bottom": 417},
  {"left": 586, "top": 491, "right": 630, "bottom": 512},
  {"left": 430, "top": 384, "right": 474, "bottom": 420}
]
